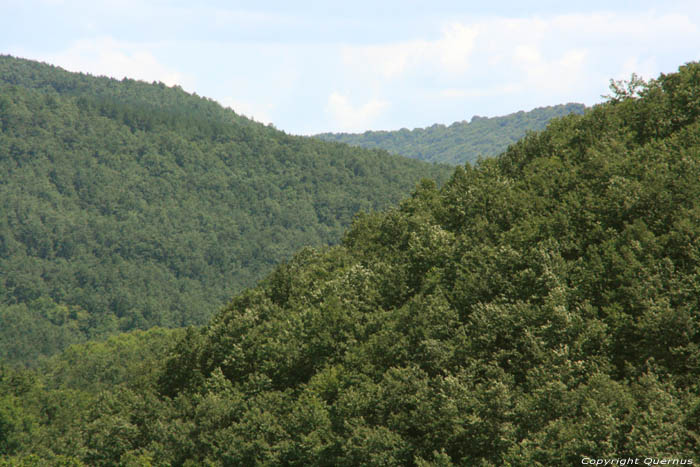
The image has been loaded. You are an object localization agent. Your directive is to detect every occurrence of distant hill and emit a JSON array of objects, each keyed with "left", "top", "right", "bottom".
[
  {"left": 315, "top": 103, "right": 586, "bottom": 164},
  {"left": 0, "top": 55, "right": 452, "bottom": 364},
  {"left": 3, "top": 62, "right": 700, "bottom": 465}
]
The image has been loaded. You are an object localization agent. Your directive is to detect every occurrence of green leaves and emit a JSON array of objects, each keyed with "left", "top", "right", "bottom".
[
  {"left": 6, "top": 59, "right": 700, "bottom": 465},
  {"left": 0, "top": 55, "right": 452, "bottom": 365},
  {"left": 147, "top": 62, "right": 700, "bottom": 464},
  {"left": 316, "top": 103, "right": 586, "bottom": 165}
]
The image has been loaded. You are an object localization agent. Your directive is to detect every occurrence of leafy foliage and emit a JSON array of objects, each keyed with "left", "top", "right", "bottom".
[
  {"left": 0, "top": 55, "right": 451, "bottom": 364},
  {"left": 316, "top": 103, "right": 585, "bottom": 165},
  {"left": 4, "top": 63, "right": 700, "bottom": 465}
]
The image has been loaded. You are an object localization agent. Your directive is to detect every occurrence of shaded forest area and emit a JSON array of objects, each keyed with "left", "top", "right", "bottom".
[
  {"left": 315, "top": 103, "right": 585, "bottom": 164},
  {"left": 2, "top": 63, "right": 700, "bottom": 464},
  {"left": 0, "top": 56, "right": 452, "bottom": 365}
]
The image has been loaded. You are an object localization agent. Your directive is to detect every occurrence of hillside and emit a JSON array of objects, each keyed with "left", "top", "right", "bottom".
[
  {"left": 0, "top": 55, "right": 452, "bottom": 364},
  {"left": 316, "top": 103, "right": 585, "bottom": 165},
  {"left": 3, "top": 63, "right": 699, "bottom": 464}
]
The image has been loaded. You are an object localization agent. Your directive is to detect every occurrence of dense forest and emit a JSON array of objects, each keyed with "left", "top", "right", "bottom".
[
  {"left": 2, "top": 63, "right": 700, "bottom": 465},
  {"left": 0, "top": 55, "right": 452, "bottom": 365},
  {"left": 315, "top": 103, "right": 585, "bottom": 165}
]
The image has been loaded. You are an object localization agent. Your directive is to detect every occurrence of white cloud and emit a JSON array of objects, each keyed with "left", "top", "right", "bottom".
[
  {"left": 9, "top": 3, "right": 700, "bottom": 134},
  {"left": 326, "top": 92, "right": 389, "bottom": 132},
  {"left": 45, "top": 37, "right": 187, "bottom": 87},
  {"left": 435, "top": 22, "right": 478, "bottom": 73},
  {"left": 440, "top": 84, "right": 521, "bottom": 99},
  {"left": 549, "top": 11, "right": 698, "bottom": 41},
  {"left": 339, "top": 9, "right": 700, "bottom": 106},
  {"left": 341, "top": 40, "right": 426, "bottom": 79},
  {"left": 614, "top": 56, "right": 660, "bottom": 82},
  {"left": 340, "top": 21, "right": 477, "bottom": 80},
  {"left": 220, "top": 96, "right": 273, "bottom": 125},
  {"left": 485, "top": 11, "right": 699, "bottom": 98},
  {"left": 512, "top": 45, "right": 589, "bottom": 94}
]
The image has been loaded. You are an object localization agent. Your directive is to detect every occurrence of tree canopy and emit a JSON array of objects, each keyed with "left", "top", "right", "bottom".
[
  {"left": 3, "top": 63, "right": 700, "bottom": 465},
  {"left": 315, "top": 103, "right": 585, "bottom": 165},
  {"left": 0, "top": 55, "right": 451, "bottom": 365}
]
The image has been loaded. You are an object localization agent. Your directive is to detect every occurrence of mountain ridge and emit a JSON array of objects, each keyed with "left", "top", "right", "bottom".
[
  {"left": 4, "top": 58, "right": 699, "bottom": 466},
  {"left": 315, "top": 102, "right": 586, "bottom": 164},
  {"left": 0, "top": 55, "right": 452, "bottom": 364}
]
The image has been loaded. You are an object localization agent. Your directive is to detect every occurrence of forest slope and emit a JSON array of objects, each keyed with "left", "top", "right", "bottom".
[
  {"left": 0, "top": 55, "right": 452, "bottom": 364},
  {"left": 3, "top": 64, "right": 700, "bottom": 464},
  {"left": 315, "top": 103, "right": 585, "bottom": 164}
]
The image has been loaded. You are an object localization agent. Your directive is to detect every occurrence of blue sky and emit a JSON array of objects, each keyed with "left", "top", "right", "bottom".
[{"left": 3, "top": 1, "right": 700, "bottom": 134}]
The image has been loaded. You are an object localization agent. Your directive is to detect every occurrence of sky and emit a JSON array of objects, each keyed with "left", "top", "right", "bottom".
[{"left": 2, "top": 1, "right": 700, "bottom": 135}]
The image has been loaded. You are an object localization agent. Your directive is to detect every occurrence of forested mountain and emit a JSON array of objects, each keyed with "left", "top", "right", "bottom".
[
  {"left": 316, "top": 103, "right": 585, "bottom": 164},
  {"left": 3, "top": 63, "right": 700, "bottom": 465},
  {"left": 0, "top": 55, "right": 452, "bottom": 365}
]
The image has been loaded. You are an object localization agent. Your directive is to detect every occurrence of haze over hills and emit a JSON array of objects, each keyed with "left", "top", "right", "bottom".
[
  {"left": 2, "top": 63, "right": 699, "bottom": 465},
  {"left": 315, "top": 103, "right": 586, "bottom": 165},
  {"left": 0, "top": 55, "right": 452, "bottom": 364}
]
